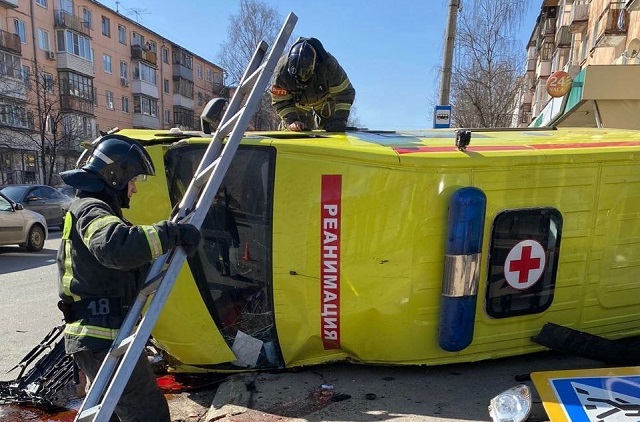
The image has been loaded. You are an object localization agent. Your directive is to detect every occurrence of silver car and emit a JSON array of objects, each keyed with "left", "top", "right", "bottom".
[
  {"left": 0, "top": 191, "right": 48, "bottom": 252},
  {"left": 0, "top": 184, "right": 73, "bottom": 227}
]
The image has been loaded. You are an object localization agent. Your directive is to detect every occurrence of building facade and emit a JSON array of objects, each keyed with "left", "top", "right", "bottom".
[
  {"left": 0, "top": 0, "right": 225, "bottom": 185},
  {"left": 516, "top": 0, "right": 640, "bottom": 129}
]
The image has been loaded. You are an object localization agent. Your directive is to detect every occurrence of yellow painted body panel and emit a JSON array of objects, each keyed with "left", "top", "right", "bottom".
[
  {"left": 117, "top": 127, "right": 640, "bottom": 370},
  {"left": 124, "top": 144, "right": 235, "bottom": 365}
]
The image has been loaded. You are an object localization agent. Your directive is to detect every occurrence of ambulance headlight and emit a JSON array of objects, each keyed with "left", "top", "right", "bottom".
[{"left": 488, "top": 384, "right": 531, "bottom": 422}]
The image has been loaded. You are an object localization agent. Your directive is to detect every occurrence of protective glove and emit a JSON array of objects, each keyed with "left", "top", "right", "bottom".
[
  {"left": 324, "top": 119, "right": 347, "bottom": 132},
  {"left": 177, "top": 224, "right": 202, "bottom": 257}
]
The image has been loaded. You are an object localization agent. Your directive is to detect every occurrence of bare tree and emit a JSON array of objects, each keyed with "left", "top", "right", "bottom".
[
  {"left": 1, "top": 66, "right": 84, "bottom": 185},
  {"left": 218, "top": 0, "right": 284, "bottom": 130},
  {"left": 450, "top": 0, "right": 529, "bottom": 128}
]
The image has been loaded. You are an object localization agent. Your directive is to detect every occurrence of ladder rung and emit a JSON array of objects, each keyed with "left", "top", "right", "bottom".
[
  {"left": 194, "top": 158, "right": 220, "bottom": 187},
  {"left": 77, "top": 405, "right": 101, "bottom": 422},
  {"left": 236, "top": 62, "right": 267, "bottom": 96},
  {"left": 112, "top": 335, "right": 134, "bottom": 357}
]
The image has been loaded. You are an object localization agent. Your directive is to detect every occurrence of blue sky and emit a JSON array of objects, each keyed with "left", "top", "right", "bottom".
[{"left": 97, "top": 0, "right": 540, "bottom": 131}]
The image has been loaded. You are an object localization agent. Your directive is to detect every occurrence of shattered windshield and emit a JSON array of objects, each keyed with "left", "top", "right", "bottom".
[{"left": 165, "top": 144, "right": 279, "bottom": 368}]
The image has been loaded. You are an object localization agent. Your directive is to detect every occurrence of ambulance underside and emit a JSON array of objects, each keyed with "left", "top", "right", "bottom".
[{"left": 133, "top": 128, "right": 640, "bottom": 372}]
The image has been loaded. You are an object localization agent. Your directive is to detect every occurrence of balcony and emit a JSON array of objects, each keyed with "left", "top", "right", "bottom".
[
  {"left": 625, "top": 0, "right": 640, "bottom": 12},
  {"left": 542, "top": 18, "right": 557, "bottom": 36},
  {"left": 593, "top": 1, "right": 628, "bottom": 48},
  {"left": 526, "top": 57, "right": 537, "bottom": 73},
  {"left": 537, "top": 60, "right": 552, "bottom": 78},
  {"left": 131, "top": 45, "right": 157, "bottom": 65},
  {"left": 555, "top": 25, "right": 572, "bottom": 47},
  {"left": 0, "top": 29, "right": 21, "bottom": 54},
  {"left": 54, "top": 10, "right": 90, "bottom": 37},
  {"left": 569, "top": 0, "right": 590, "bottom": 33},
  {"left": 0, "top": 0, "right": 18, "bottom": 8},
  {"left": 60, "top": 95, "right": 94, "bottom": 115}
]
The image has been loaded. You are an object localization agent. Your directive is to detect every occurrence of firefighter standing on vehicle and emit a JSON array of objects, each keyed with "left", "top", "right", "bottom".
[
  {"left": 56, "top": 135, "right": 201, "bottom": 422},
  {"left": 271, "top": 37, "right": 355, "bottom": 132}
]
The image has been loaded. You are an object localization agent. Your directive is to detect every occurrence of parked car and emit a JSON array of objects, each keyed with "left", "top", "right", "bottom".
[
  {"left": 0, "top": 191, "right": 48, "bottom": 252},
  {"left": 0, "top": 184, "right": 73, "bottom": 227},
  {"left": 55, "top": 184, "right": 75, "bottom": 198}
]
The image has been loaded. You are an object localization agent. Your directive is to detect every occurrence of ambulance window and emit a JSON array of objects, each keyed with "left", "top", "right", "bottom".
[
  {"left": 485, "top": 208, "right": 562, "bottom": 318},
  {"left": 165, "top": 144, "right": 280, "bottom": 367}
]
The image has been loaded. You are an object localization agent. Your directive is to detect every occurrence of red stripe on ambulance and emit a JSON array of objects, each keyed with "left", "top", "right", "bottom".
[
  {"left": 393, "top": 140, "right": 640, "bottom": 154},
  {"left": 321, "top": 175, "right": 342, "bottom": 350}
]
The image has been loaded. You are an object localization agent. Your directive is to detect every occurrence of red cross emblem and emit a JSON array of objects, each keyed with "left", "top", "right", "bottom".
[{"left": 504, "top": 240, "right": 546, "bottom": 290}]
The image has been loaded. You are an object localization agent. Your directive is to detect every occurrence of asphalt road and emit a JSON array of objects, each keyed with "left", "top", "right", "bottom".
[
  {"left": 0, "top": 229, "right": 63, "bottom": 382},
  {"left": 0, "top": 230, "right": 609, "bottom": 421}
]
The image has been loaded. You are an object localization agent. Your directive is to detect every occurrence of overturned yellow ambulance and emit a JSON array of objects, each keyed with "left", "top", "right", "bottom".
[{"left": 116, "top": 126, "right": 640, "bottom": 372}]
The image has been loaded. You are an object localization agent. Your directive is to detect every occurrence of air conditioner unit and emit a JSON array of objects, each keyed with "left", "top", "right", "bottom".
[
  {"left": 120, "top": 77, "right": 130, "bottom": 87},
  {"left": 46, "top": 51, "right": 55, "bottom": 60}
]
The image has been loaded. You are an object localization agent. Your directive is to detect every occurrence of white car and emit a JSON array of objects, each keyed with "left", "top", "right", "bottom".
[{"left": 0, "top": 191, "right": 48, "bottom": 252}]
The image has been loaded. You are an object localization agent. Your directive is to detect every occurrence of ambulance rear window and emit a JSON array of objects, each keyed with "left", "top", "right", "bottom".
[
  {"left": 485, "top": 208, "right": 562, "bottom": 318},
  {"left": 164, "top": 144, "right": 280, "bottom": 368}
]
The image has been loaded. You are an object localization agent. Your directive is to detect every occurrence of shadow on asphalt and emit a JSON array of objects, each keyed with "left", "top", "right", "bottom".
[{"left": 0, "top": 229, "right": 61, "bottom": 275}]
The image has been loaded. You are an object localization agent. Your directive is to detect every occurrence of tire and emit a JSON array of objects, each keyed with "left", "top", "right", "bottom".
[{"left": 26, "top": 225, "right": 45, "bottom": 252}]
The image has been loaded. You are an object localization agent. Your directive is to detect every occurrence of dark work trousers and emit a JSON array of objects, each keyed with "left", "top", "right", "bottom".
[{"left": 73, "top": 349, "right": 170, "bottom": 422}]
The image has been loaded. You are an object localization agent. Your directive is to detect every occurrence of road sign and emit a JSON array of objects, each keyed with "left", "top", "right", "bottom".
[
  {"left": 531, "top": 367, "right": 640, "bottom": 422},
  {"left": 433, "top": 105, "right": 452, "bottom": 128}
]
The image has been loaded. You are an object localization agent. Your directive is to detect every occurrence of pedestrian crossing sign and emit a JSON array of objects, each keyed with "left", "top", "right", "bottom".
[{"left": 531, "top": 367, "right": 640, "bottom": 422}]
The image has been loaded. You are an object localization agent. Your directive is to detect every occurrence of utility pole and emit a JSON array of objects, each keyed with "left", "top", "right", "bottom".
[
  {"left": 439, "top": 0, "right": 460, "bottom": 106},
  {"left": 433, "top": 0, "right": 460, "bottom": 128}
]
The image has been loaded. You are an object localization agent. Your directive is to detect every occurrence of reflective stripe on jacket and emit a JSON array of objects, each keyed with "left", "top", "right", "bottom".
[{"left": 57, "top": 197, "right": 179, "bottom": 352}]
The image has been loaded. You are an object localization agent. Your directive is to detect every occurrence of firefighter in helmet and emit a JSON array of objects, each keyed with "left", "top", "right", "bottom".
[
  {"left": 57, "top": 134, "right": 201, "bottom": 421},
  {"left": 271, "top": 37, "right": 356, "bottom": 132}
]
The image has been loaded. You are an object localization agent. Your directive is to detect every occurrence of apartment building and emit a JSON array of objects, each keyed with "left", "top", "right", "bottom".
[
  {"left": 515, "top": 0, "right": 640, "bottom": 129},
  {"left": 0, "top": 0, "right": 225, "bottom": 185}
]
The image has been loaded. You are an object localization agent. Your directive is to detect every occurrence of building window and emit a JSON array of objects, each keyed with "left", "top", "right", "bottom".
[
  {"left": 22, "top": 65, "right": 30, "bottom": 88},
  {"left": 133, "top": 95, "right": 158, "bottom": 117},
  {"left": 13, "top": 19, "right": 27, "bottom": 44},
  {"left": 38, "top": 29, "right": 50, "bottom": 51},
  {"left": 131, "top": 31, "right": 143, "bottom": 46},
  {"left": 103, "top": 54, "right": 112, "bottom": 74},
  {"left": 197, "top": 64, "right": 202, "bottom": 79},
  {"left": 83, "top": 7, "right": 92, "bottom": 30},
  {"left": 147, "top": 40, "right": 156, "bottom": 52},
  {"left": 162, "top": 47, "right": 169, "bottom": 64},
  {"left": 206, "top": 68, "right": 212, "bottom": 82},
  {"left": 120, "top": 61, "right": 128, "bottom": 79},
  {"left": 93, "top": 87, "right": 98, "bottom": 106},
  {"left": 59, "top": 71, "right": 93, "bottom": 101},
  {"left": 59, "top": 0, "right": 72, "bottom": 13},
  {"left": 118, "top": 25, "right": 126, "bottom": 44},
  {"left": 56, "top": 29, "right": 92, "bottom": 60},
  {"left": 132, "top": 62, "right": 157, "bottom": 85},
  {"left": 122, "top": 96, "right": 129, "bottom": 113},
  {"left": 0, "top": 103, "right": 30, "bottom": 129},
  {"left": 163, "top": 78, "right": 169, "bottom": 94},
  {"left": 36, "top": 0, "right": 47, "bottom": 7},
  {"left": 164, "top": 108, "right": 171, "bottom": 124},
  {"left": 43, "top": 72, "right": 54, "bottom": 93},
  {"left": 106, "top": 91, "right": 114, "bottom": 109},
  {"left": 0, "top": 52, "right": 21, "bottom": 79},
  {"left": 101, "top": 16, "right": 110, "bottom": 37}
]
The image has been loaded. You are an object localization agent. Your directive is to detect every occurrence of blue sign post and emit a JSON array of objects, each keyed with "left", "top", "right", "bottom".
[{"left": 433, "top": 105, "right": 452, "bottom": 129}]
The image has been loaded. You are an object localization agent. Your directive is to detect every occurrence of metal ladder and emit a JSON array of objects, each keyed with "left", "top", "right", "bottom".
[{"left": 75, "top": 12, "right": 297, "bottom": 422}]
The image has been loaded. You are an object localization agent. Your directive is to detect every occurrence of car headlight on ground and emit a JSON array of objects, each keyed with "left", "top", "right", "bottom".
[{"left": 488, "top": 384, "right": 531, "bottom": 422}]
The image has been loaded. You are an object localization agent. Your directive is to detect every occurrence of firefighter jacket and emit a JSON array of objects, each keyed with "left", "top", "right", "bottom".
[
  {"left": 57, "top": 194, "right": 181, "bottom": 353},
  {"left": 271, "top": 37, "right": 355, "bottom": 127}
]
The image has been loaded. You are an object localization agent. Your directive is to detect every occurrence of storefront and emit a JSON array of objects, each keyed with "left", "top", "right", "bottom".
[{"left": 530, "top": 65, "right": 640, "bottom": 129}]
